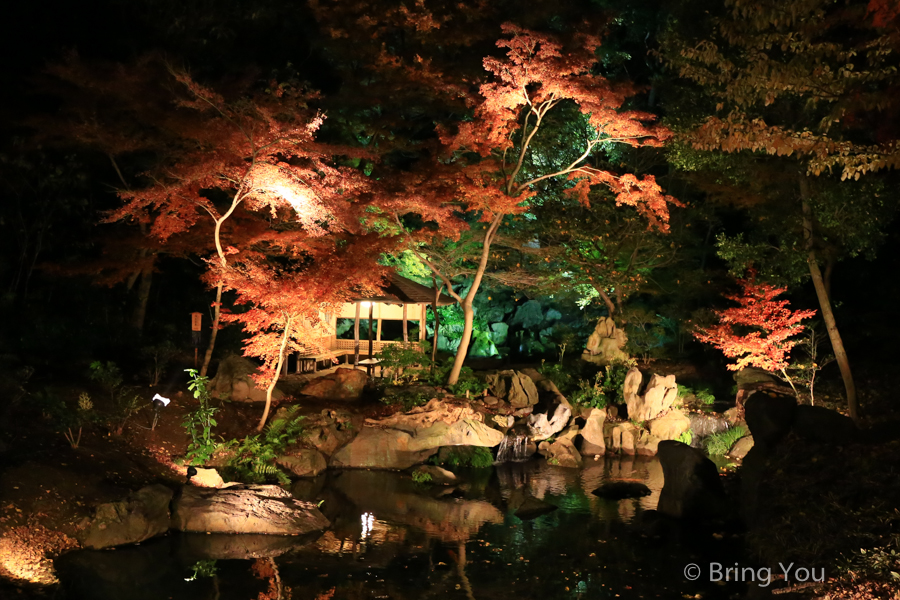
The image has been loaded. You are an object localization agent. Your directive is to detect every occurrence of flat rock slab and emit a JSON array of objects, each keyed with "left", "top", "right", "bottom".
[
  {"left": 592, "top": 481, "right": 652, "bottom": 500},
  {"left": 80, "top": 484, "right": 174, "bottom": 549},
  {"left": 172, "top": 484, "right": 329, "bottom": 535}
]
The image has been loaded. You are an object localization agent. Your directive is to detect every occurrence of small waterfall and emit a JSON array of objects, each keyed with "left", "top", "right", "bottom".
[
  {"left": 497, "top": 427, "right": 532, "bottom": 462},
  {"left": 688, "top": 413, "right": 733, "bottom": 448}
]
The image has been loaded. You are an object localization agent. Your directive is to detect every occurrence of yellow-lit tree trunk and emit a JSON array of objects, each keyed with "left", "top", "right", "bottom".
[
  {"left": 257, "top": 313, "right": 293, "bottom": 431},
  {"left": 800, "top": 177, "right": 858, "bottom": 422}
]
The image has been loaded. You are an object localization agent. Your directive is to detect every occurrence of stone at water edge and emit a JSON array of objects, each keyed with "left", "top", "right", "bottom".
[
  {"left": 656, "top": 440, "right": 728, "bottom": 520},
  {"left": 648, "top": 409, "right": 691, "bottom": 441},
  {"left": 538, "top": 437, "right": 582, "bottom": 468},
  {"left": 592, "top": 481, "right": 652, "bottom": 500},
  {"left": 580, "top": 408, "right": 607, "bottom": 452},
  {"left": 726, "top": 435, "right": 754, "bottom": 459},
  {"left": 410, "top": 465, "right": 458, "bottom": 485},
  {"left": 606, "top": 421, "right": 638, "bottom": 455},
  {"left": 80, "top": 484, "right": 174, "bottom": 550},
  {"left": 329, "top": 427, "right": 437, "bottom": 470},
  {"left": 172, "top": 484, "right": 329, "bottom": 535},
  {"left": 514, "top": 496, "right": 558, "bottom": 520},
  {"left": 277, "top": 449, "right": 328, "bottom": 478}
]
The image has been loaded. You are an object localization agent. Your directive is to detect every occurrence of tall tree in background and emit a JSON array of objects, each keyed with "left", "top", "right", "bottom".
[
  {"left": 660, "top": 0, "right": 900, "bottom": 420},
  {"left": 390, "top": 25, "right": 677, "bottom": 384}
]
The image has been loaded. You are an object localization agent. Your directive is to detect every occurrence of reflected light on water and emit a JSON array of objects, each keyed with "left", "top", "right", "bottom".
[{"left": 360, "top": 512, "right": 375, "bottom": 539}]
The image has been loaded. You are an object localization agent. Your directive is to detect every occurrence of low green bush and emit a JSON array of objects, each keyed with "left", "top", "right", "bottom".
[{"left": 432, "top": 446, "right": 494, "bottom": 469}]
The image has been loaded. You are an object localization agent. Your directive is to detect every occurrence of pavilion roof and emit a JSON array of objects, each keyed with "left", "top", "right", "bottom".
[{"left": 352, "top": 273, "right": 456, "bottom": 306}]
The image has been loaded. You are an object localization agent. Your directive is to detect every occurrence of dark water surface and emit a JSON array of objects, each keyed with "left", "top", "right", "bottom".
[{"left": 56, "top": 457, "right": 748, "bottom": 600}]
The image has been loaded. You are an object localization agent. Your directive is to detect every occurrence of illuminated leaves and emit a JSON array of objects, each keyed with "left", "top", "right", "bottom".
[{"left": 693, "top": 272, "right": 816, "bottom": 372}]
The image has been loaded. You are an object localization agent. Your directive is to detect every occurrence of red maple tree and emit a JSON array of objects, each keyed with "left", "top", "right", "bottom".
[
  {"left": 693, "top": 272, "right": 816, "bottom": 377},
  {"left": 392, "top": 25, "right": 678, "bottom": 383}
]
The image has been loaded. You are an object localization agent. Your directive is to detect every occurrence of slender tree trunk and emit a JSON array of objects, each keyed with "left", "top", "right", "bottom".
[
  {"left": 258, "top": 314, "right": 293, "bottom": 431},
  {"left": 596, "top": 287, "right": 616, "bottom": 317},
  {"left": 800, "top": 177, "right": 858, "bottom": 421},
  {"left": 131, "top": 261, "right": 154, "bottom": 335},
  {"left": 446, "top": 215, "right": 503, "bottom": 385},
  {"left": 353, "top": 302, "right": 360, "bottom": 366},
  {"left": 200, "top": 282, "right": 223, "bottom": 377}
]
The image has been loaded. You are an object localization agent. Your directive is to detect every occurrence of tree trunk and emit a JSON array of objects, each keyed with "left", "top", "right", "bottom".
[
  {"left": 200, "top": 282, "right": 223, "bottom": 377},
  {"left": 257, "top": 314, "right": 293, "bottom": 431},
  {"left": 596, "top": 287, "right": 616, "bottom": 317},
  {"left": 800, "top": 178, "right": 858, "bottom": 421},
  {"left": 130, "top": 261, "right": 154, "bottom": 335},
  {"left": 446, "top": 215, "right": 503, "bottom": 385},
  {"left": 823, "top": 257, "right": 834, "bottom": 302}
]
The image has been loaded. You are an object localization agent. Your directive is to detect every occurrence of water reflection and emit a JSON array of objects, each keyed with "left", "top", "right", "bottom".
[{"left": 56, "top": 456, "right": 745, "bottom": 600}]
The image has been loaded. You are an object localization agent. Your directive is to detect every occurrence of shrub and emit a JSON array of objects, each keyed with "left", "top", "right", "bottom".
[
  {"left": 677, "top": 384, "right": 716, "bottom": 405},
  {"left": 705, "top": 425, "right": 747, "bottom": 456},
  {"left": 411, "top": 471, "right": 433, "bottom": 484},
  {"left": 182, "top": 369, "right": 220, "bottom": 465},
  {"left": 378, "top": 342, "right": 431, "bottom": 384},
  {"left": 676, "top": 430, "right": 693, "bottom": 445},
  {"left": 432, "top": 446, "right": 494, "bottom": 469},
  {"left": 569, "top": 373, "right": 608, "bottom": 410},
  {"left": 35, "top": 390, "right": 98, "bottom": 449},
  {"left": 224, "top": 405, "right": 307, "bottom": 485},
  {"left": 380, "top": 389, "right": 431, "bottom": 412}
]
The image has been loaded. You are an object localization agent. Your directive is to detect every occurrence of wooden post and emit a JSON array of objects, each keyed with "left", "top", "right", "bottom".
[
  {"left": 368, "top": 302, "right": 375, "bottom": 359},
  {"left": 420, "top": 304, "right": 426, "bottom": 341},
  {"left": 353, "top": 302, "right": 361, "bottom": 366},
  {"left": 402, "top": 304, "right": 408, "bottom": 344}
]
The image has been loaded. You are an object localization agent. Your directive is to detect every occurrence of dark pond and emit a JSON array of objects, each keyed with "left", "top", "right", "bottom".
[{"left": 56, "top": 457, "right": 750, "bottom": 600}]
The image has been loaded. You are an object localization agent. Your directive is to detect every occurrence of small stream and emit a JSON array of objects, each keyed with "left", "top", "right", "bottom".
[{"left": 56, "top": 457, "right": 749, "bottom": 600}]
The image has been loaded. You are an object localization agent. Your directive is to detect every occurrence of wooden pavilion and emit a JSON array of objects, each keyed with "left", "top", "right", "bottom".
[{"left": 287, "top": 273, "right": 456, "bottom": 373}]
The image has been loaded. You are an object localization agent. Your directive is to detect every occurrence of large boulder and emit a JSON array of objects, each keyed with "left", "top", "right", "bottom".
[
  {"left": 793, "top": 405, "right": 858, "bottom": 445},
  {"left": 329, "top": 427, "right": 437, "bottom": 469},
  {"left": 582, "top": 317, "right": 628, "bottom": 364},
  {"left": 744, "top": 392, "right": 797, "bottom": 450},
  {"left": 648, "top": 409, "right": 691, "bottom": 441},
  {"left": 635, "top": 430, "right": 661, "bottom": 456},
  {"left": 304, "top": 411, "right": 357, "bottom": 456},
  {"left": 80, "top": 485, "right": 174, "bottom": 549},
  {"left": 300, "top": 368, "right": 367, "bottom": 401},
  {"left": 727, "top": 435, "right": 754, "bottom": 459},
  {"left": 485, "top": 370, "right": 539, "bottom": 408},
  {"left": 408, "top": 419, "right": 504, "bottom": 450},
  {"left": 580, "top": 408, "right": 607, "bottom": 451},
  {"left": 171, "top": 485, "right": 329, "bottom": 535},
  {"left": 606, "top": 422, "right": 638, "bottom": 455},
  {"left": 657, "top": 440, "right": 728, "bottom": 519},
  {"left": 211, "top": 355, "right": 284, "bottom": 403},
  {"left": 538, "top": 437, "right": 583, "bottom": 468},
  {"left": 527, "top": 394, "right": 573, "bottom": 441},
  {"left": 277, "top": 449, "right": 328, "bottom": 478},
  {"left": 624, "top": 369, "right": 678, "bottom": 422}
]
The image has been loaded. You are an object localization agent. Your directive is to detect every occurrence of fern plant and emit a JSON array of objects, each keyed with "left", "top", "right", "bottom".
[{"left": 225, "top": 406, "right": 306, "bottom": 484}]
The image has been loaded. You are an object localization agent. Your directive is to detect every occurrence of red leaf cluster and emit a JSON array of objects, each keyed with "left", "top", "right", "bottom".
[{"left": 693, "top": 272, "right": 816, "bottom": 372}]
